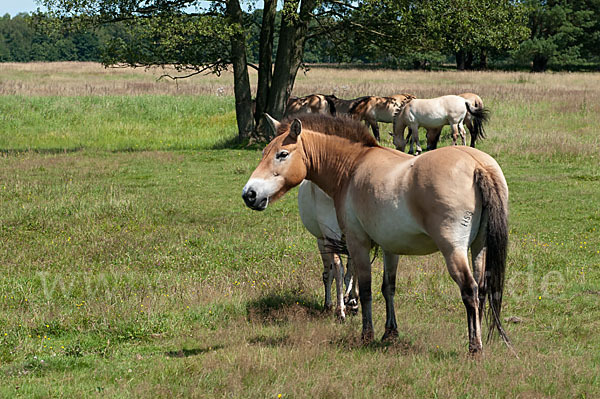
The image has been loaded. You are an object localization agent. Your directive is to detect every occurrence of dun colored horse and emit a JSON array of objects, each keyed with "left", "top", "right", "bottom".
[
  {"left": 393, "top": 95, "right": 488, "bottom": 154},
  {"left": 243, "top": 113, "right": 510, "bottom": 353},
  {"left": 423, "top": 93, "right": 488, "bottom": 150},
  {"left": 285, "top": 94, "right": 336, "bottom": 116},
  {"left": 298, "top": 180, "right": 358, "bottom": 320},
  {"left": 349, "top": 94, "right": 415, "bottom": 141}
]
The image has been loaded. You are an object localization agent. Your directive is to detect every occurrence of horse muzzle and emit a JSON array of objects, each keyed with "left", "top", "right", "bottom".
[{"left": 242, "top": 186, "right": 268, "bottom": 211}]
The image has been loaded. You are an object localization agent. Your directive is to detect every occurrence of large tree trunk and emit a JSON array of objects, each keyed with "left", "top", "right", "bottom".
[
  {"left": 226, "top": 0, "right": 254, "bottom": 140},
  {"left": 477, "top": 49, "right": 488, "bottom": 70},
  {"left": 532, "top": 54, "right": 548, "bottom": 72},
  {"left": 456, "top": 49, "right": 466, "bottom": 71},
  {"left": 465, "top": 50, "right": 474, "bottom": 70},
  {"left": 254, "top": 0, "right": 277, "bottom": 136},
  {"left": 266, "top": 0, "right": 318, "bottom": 125}
]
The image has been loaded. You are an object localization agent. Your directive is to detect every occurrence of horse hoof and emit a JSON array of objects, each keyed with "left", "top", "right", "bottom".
[
  {"left": 335, "top": 311, "right": 346, "bottom": 323},
  {"left": 323, "top": 304, "right": 334, "bottom": 313},
  {"left": 381, "top": 328, "right": 399, "bottom": 342},
  {"left": 361, "top": 330, "right": 374, "bottom": 345}
]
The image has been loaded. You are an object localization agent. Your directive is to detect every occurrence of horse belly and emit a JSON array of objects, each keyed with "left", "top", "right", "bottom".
[
  {"left": 374, "top": 109, "right": 394, "bottom": 124},
  {"left": 410, "top": 110, "right": 447, "bottom": 128},
  {"left": 356, "top": 201, "right": 437, "bottom": 255}
]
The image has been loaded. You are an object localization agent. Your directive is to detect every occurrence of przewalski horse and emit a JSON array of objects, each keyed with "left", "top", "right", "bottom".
[
  {"left": 424, "top": 93, "right": 489, "bottom": 150},
  {"left": 323, "top": 95, "right": 369, "bottom": 116},
  {"left": 348, "top": 94, "right": 416, "bottom": 141},
  {"left": 285, "top": 94, "right": 336, "bottom": 117},
  {"left": 392, "top": 95, "right": 488, "bottom": 154},
  {"left": 298, "top": 180, "right": 358, "bottom": 320},
  {"left": 243, "top": 113, "right": 511, "bottom": 354}
]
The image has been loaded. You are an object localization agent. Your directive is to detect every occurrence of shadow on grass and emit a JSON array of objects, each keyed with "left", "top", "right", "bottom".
[
  {"left": 165, "top": 344, "right": 225, "bottom": 358},
  {"left": 0, "top": 147, "right": 83, "bottom": 155},
  {"left": 330, "top": 331, "right": 424, "bottom": 356},
  {"left": 246, "top": 290, "right": 325, "bottom": 325},
  {"left": 210, "top": 135, "right": 264, "bottom": 151}
]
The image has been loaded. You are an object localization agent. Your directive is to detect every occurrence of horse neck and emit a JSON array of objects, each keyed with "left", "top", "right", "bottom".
[{"left": 301, "top": 132, "right": 368, "bottom": 199}]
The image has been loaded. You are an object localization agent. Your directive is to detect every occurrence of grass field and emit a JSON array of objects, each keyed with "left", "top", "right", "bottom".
[{"left": 0, "top": 62, "right": 599, "bottom": 398}]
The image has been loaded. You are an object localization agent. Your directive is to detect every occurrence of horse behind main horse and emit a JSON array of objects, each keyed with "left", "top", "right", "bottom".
[
  {"left": 243, "top": 113, "right": 510, "bottom": 354},
  {"left": 297, "top": 180, "right": 357, "bottom": 320}
]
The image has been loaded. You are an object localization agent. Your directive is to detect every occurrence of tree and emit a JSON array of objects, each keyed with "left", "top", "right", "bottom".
[
  {"left": 513, "top": 0, "right": 597, "bottom": 72},
  {"left": 409, "top": 0, "right": 529, "bottom": 70},
  {"left": 38, "top": 0, "right": 407, "bottom": 141}
]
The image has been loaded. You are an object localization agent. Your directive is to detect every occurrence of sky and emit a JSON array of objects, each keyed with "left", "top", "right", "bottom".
[{"left": 1, "top": 0, "right": 44, "bottom": 16}]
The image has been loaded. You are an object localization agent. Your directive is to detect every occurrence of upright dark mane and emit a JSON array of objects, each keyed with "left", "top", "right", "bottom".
[{"left": 277, "top": 113, "right": 379, "bottom": 147}]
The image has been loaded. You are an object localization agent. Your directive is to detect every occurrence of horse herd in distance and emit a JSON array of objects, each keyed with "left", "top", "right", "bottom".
[{"left": 281, "top": 92, "right": 490, "bottom": 155}]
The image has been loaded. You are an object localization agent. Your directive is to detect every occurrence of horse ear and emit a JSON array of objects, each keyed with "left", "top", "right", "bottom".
[
  {"left": 289, "top": 119, "right": 302, "bottom": 140},
  {"left": 263, "top": 113, "right": 280, "bottom": 135}
]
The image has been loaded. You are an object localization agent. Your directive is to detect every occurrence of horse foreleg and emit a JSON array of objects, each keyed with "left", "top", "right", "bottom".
[
  {"left": 443, "top": 249, "right": 482, "bottom": 354},
  {"left": 409, "top": 124, "right": 422, "bottom": 155},
  {"left": 392, "top": 119, "right": 408, "bottom": 152},
  {"left": 344, "top": 258, "right": 359, "bottom": 314},
  {"left": 368, "top": 118, "right": 380, "bottom": 141},
  {"left": 333, "top": 253, "right": 346, "bottom": 321},
  {"left": 317, "top": 238, "right": 334, "bottom": 313},
  {"left": 346, "top": 235, "right": 374, "bottom": 344},
  {"left": 381, "top": 251, "right": 400, "bottom": 341}
]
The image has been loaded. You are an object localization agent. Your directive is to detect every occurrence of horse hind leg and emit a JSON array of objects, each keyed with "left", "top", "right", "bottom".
[
  {"left": 458, "top": 122, "right": 467, "bottom": 146},
  {"left": 381, "top": 251, "right": 400, "bottom": 341},
  {"left": 443, "top": 249, "right": 483, "bottom": 354},
  {"left": 317, "top": 238, "right": 335, "bottom": 313},
  {"left": 450, "top": 124, "right": 460, "bottom": 146}
]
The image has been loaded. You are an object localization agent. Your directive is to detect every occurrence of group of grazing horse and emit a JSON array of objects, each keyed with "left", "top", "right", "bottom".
[
  {"left": 243, "top": 112, "right": 511, "bottom": 354},
  {"left": 285, "top": 92, "right": 489, "bottom": 155}
]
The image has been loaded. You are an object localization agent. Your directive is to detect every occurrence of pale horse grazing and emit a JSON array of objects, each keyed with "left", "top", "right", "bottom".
[
  {"left": 392, "top": 95, "right": 487, "bottom": 154},
  {"left": 423, "top": 93, "right": 489, "bottom": 150}
]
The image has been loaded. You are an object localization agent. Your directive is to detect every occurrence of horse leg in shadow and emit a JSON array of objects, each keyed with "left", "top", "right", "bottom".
[
  {"left": 317, "top": 238, "right": 346, "bottom": 320},
  {"left": 381, "top": 251, "right": 400, "bottom": 341},
  {"left": 426, "top": 127, "right": 443, "bottom": 151}
]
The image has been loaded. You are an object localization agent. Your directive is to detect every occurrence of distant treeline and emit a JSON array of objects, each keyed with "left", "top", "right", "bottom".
[{"left": 1, "top": 7, "right": 599, "bottom": 71}]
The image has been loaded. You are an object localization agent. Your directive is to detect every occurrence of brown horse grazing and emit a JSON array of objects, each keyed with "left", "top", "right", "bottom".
[
  {"left": 424, "top": 93, "right": 489, "bottom": 150},
  {"left": 323, "top": 95, "right": 371, "bottom": 116},
  {"left": 348, "top": 94, "right": 416, "bottom": 141},
  {"left": 243, "top": 113, "right": 510, "bottom": 354},
  {"left": 285, "top": 94, "right": 336, "bottom": 116}
]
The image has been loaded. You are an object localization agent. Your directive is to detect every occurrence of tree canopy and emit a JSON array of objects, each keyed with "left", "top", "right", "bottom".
[{"left": 0, "top": 1, "right": 593, "bottom": 138}]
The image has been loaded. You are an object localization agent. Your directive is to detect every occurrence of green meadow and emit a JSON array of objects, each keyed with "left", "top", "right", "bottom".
[{"left": 0, "top": 63, "right": 599, "bottom": 398}]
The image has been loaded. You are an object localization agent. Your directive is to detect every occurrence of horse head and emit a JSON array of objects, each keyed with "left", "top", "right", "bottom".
[{"left": 242, "top": 114, "right": 308, "bottom": 211}]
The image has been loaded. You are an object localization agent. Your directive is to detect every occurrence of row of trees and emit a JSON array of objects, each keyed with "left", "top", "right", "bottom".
[{"left": 3, "top": 1, "right": 599, "bottom": 139}]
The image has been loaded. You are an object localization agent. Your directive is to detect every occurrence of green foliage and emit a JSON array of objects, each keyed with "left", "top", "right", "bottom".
[{"left": 512, "top": 0, "right": 599, "bottom": 71}]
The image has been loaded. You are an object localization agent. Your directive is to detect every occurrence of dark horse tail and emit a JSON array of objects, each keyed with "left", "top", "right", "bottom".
[
  {"left": 465, "top": 101, "right": 490, "bottom": 146},
  {"left": 324, "top": 95, "right": 337, "bottom": 117},
  {"left": 474, "top": 166, "right": 511, "bottom": 347}
]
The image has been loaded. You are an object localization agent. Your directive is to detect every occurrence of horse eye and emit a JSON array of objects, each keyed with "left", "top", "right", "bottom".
[{"left": 276, "top": 151, "right": 289, "bottom": 160}]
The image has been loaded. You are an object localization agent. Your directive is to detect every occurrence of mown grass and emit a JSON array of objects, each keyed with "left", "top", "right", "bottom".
[{"left": 0, "top": 64, "right": 599, "bottom": 398}]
